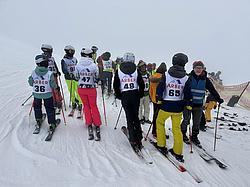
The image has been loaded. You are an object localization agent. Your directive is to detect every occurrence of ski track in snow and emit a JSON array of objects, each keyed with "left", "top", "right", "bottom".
[{"left": 1, "top": 38, "right": 250, "bottom": 186}]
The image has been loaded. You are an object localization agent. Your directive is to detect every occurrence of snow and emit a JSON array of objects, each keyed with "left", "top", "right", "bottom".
[{"left": 0, "top": 35, "right": 250, "bottom": 187}]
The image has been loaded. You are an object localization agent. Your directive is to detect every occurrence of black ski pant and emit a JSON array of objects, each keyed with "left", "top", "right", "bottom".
[
  {"left": 181, "top": 106, "right": 203, "bottom": 136},
  {"left": 101, "top": 71, "right": 113, "bottom": 94},
  {"left": 121, "top": 91, "right": 143, "bottom": 143},
  {"left": 34, "top": 97, "right": 56, "bottom": 124},
  {"left": 152, "top": 102, "right": 161, "bottom": 135}
]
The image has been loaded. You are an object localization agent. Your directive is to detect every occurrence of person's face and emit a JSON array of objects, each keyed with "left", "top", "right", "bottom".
[
  {"left": 194, "top": 66, "right": 204, "bottom": 76},
  {"left": 140, "top": 65, "right": 146, "bottom": 72}
]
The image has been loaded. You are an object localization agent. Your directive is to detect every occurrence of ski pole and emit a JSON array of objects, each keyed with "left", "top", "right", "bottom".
[
  {"left": 58, "top": 76, "right": 66, "bottom": 111},
  {"left": 69, "top": 79, "right": 73, "bottom": 108},
  {"left": 101, "top": 86, "right": 107, "bottom": 126},
  {"left": 213, "top": 104, "right": 221, "bottom": 151},
  {"left": 21, "top": 94, "right": 33, "bottom": 106},
  {"left": 187, "top": 109, "right": 193, "bottom": 153},
  {"left": 114, "top": 106, "right": 122, "bottom": 129},
  {"left": 60, "top": 102, "right": 67, "bottom": 126},
  {"left": 144, "top": 123, "right": 153, "bottom": 141},
  {"left": 29, "top": 99, "right": 34, "bottom": 116},
  {"left": 112, "top": 98, "right": 117, "bottom": 107}
]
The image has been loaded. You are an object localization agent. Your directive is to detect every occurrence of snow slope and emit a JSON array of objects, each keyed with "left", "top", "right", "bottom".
[{"left": 0, "top": 36, "right": 250, "bottom": 187}]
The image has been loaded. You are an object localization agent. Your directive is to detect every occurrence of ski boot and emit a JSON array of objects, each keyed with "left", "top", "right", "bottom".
[
  {"left": 88, "top": 125, "right": 94, "bottom": 140},
  {"left": 190, "top": 135, "right": 202, "bottom": 148},
  {"left": 49, "top": 123, "right": 56, "bottom": 132},
  {"left": 169, "top": 149, "right": 184, "bottom": 162},
  {"left": 183, "top": 134, "right": 190, "bottom": 144},
  {"left": 95, "top": 126, "right": 101, "bottom": 141}
]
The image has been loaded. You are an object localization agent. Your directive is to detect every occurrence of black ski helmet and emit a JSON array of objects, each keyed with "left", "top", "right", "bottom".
[
  {"left": 172, "top": 53, "right": 188, "bottom": 67},
  {"left": 91, "top": 46, "right": 98, "bottom": 53},
  {"left": 35, "top": 54, "right": 49, "bottom": 68}
]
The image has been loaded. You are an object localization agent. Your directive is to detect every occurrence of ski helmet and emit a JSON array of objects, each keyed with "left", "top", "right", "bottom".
[
  {"left": 123, "top": 52, "right": 135, "bottom": 63},
  {"left": 64, "top": 45, "right": 75, "bottom": 56},
  {"left": 102, "top": 52, "right": 111, "bottom": 61},
  {"left": 35, "top": 54, "right": 49, "bottom": 68},
  {"left": 172, "top": 53, "right": 188, "bottom": 67},
  {"left": 41, "top": 44, "right": 53, "bottom": 53},
  {"left": 91, "top": 46, "right": 98, "bottom": 53},
  {"left": 81, "top": 48, "right": 93, "bottom": 58}
]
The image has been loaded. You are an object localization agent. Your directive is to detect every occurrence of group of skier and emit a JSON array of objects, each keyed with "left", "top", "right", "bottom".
[{"left": 28, "top": 44, "right": 224, "bottom": 161}]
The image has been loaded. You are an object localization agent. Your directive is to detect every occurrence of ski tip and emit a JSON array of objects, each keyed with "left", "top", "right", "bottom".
[{"left": 179, "top": 165, "right": 186, "bottom": 172}]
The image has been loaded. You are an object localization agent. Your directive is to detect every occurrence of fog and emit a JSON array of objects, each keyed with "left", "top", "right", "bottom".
[{"left": 0, "top": 0, "right": 249, "bottom": 84}]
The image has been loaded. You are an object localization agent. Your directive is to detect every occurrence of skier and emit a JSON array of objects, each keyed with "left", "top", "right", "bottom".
[
  {"left": 156, "top": 53, "right": 190, "bottom": 162},
  {"left": 101, "top": 52, "right": 115, "bottom": 96},
  {"left": 41, "top": 44, "right": 62, "bottom": 112},
  {"left": 181, "top": 61, "right": 224, "bottom": 147},
  {"left": 147, "top": 63, "right": 153, "bottom": 75},
  {"left": 75, "top": 48, "right": 102, "bottom": 140},
  {"left": 113, "top": 52, "right": 145, "bottom": 150},
  {"left": 149, "top": 62, "right": 167, "bottom": 137},
  {"left": 137, "top": 60, "right": 151, "bottom": 124},
  {"left": 91, "top": 45, "right": 98, "bottom": 63},
  {"left": 152, "top": 63, "right": 157, "bottom": 75},
  {"left": 61, "top": 45, "right": 82, "bottom": 115},
  {"left": 204, "top": 93, "right": 217, "bottom": 122},
  {"left": 28, "top": 54, "right": 58, "bottom": 132}
]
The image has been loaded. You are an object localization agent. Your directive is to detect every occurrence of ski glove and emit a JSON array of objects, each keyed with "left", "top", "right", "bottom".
[
  {"left": 217, "top": 98, "right": 224, "bottom": 104},
  {"left": 186, "top": 106, "right": 192, "bottom": 111}
]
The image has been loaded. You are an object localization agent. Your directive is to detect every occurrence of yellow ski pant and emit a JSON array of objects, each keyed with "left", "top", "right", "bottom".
[
  {"left": 156, "top": 110, "right": 183, "bottom": 155},
  {"left": 205, "top": 101, "right": 217, "bottom": 121},
  {"left": 65, "top": 80, "right": 81, "bottom": 104}
]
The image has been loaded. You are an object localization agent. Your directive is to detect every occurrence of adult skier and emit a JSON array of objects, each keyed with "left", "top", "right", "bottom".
[{"left": 181, "top": 61, "right": 224, "bottom": 146}]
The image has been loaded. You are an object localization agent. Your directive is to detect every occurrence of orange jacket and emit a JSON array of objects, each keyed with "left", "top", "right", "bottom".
[{"left": 149, "top": 72, "right": 163, "bottom": 103}]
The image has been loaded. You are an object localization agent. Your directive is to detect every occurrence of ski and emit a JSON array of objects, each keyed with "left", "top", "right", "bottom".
[
  {"left": 192, "top": 144, "right": 228, "bottom": 169},
  {"left": 148, "top": 137, "right": 202, "bottom": 183},
  {"left": 45, "top": 119, "right": 61, "bottom": 141},
  {"left": 68, "top": 109, "right": 75, "bottom": 117},
  {"left": 121, "top": 126, "right": 153, "bottom": 164},
  {"left": 33, "top": 113, "right": 46, "bottom": 134}
]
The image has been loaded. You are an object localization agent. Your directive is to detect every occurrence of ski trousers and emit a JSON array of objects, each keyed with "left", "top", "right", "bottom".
[
  {"left": 205, "top": 101, "right": 217, "bottom": 121},
  {"left": 156, "top": 110, "right": 183, "bottom": 155},
  {"left": 78, "top": 88, "right": 101, "bottom": 126},
  {"left": 33, "top": 97, "right": 56, "bottom": 124},
  {"left": 139, "top": 95, "right": 150, "bottom": 121},
  {"left": 66, "top": 80, "right": 81, "bottom": 105}
]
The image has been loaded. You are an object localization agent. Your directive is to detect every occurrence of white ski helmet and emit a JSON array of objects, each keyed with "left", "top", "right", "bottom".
[
  {"left": 41, "top": 44, "right": 53, "bottom": 53},
  {"left": 123, "top": 52, "right": 135, "bottom": 63},
  {"left": 64, "top": 45, "right": 75, "bottom": 55},
  {"left": 81, "top": 48, "right": 93, "bottom": 57}
]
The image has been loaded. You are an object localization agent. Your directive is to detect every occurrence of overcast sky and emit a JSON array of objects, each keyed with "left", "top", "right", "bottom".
[{"left": 0, "top": 0, "right": 249, "bottom": 85}]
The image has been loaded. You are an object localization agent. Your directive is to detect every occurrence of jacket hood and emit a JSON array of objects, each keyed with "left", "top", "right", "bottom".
[
  {"left": 150, "top": 73, "right": 162, "bottom": 83},
  {"left": 168, "top": 65, "right": 186, "bottom": 78},
  {"left": 79, "top": 57, "right": 94, "bottom": 66}
]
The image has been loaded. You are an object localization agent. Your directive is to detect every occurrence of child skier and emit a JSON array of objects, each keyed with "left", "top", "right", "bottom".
[
  {"left": 28, "top": 54, "right": 58, "bottom": 132},
  {"left": 156, "top": 53, "right": 190, "bottom": 162},
  {"left": 41, "top": 44, "right": 63, "bottom": 112},
  {"left": 137, "top": 60, "right": 151, "bottom": 124},
  {"left": 61, "top": 45, "right": 82, "bottom": 116},
  {"left": 75, "top": 48, "right": 102, "bottom": 141},
  {"left": 113, "top": 52, "right": 145, "bottom": 150}
]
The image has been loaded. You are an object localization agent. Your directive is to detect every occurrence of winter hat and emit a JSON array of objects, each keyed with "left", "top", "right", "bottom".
[
  {"left": 172, "top": 53, "right": 188, "bottom": 67},
  {"left": 156, "top": 62, "right": 167, "bottom": 74},
  {"left": 137, "top": 60, "right": 146, "bottom": 67},
  {"left": 193, "top": 61, "right": 204, "bottom": 69},
  {"left": 123, "top": 52, "right": 135, "bottom": 63}
]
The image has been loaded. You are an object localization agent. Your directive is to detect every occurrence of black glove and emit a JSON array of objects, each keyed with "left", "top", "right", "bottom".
[
  {"left": 57, "top": 71, "right": 61, "bottom": 76},
  {"left": 218, "top": 98, "right": 224, "bottom": 104},
  {"left": 69, "top": 73, "right": 75, "bottom": 80}
]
